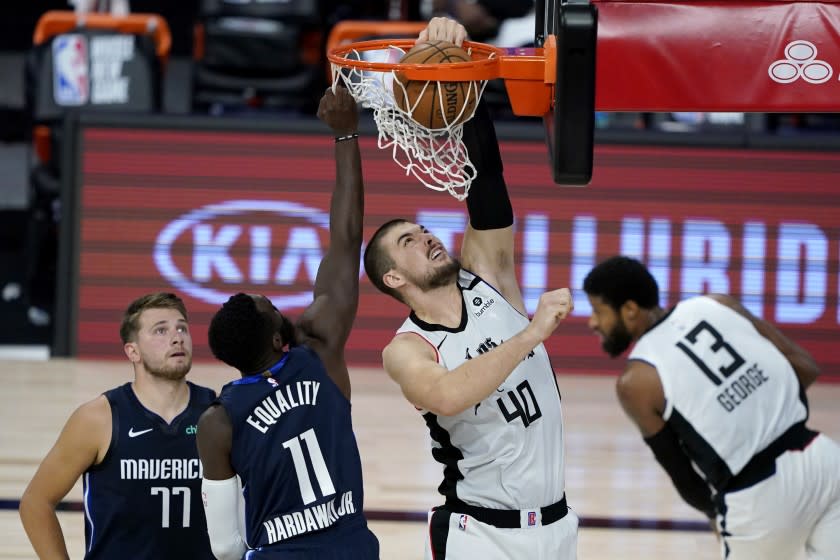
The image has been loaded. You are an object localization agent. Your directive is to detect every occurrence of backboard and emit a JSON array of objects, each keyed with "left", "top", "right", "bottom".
[{"left": 536, "top": 0, "right": 597, "bottom": 185}]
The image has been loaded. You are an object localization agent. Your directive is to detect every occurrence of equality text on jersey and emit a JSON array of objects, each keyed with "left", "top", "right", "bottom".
[{"left": 246, "top": 380, "right": 321, "bottom": 434}]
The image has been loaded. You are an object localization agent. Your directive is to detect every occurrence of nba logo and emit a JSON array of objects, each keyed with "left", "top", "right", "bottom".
[
  {"left": 53, "top": 34, "right": 89, "bottom": 106},
  {"left": 527, "top": 511, "right": 537, "bottom": 527},
  {"left": 458, "top": 514, "right": 468, "bottom": 531}
]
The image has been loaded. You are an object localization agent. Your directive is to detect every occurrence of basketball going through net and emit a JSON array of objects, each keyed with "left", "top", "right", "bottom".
[
  {"left": 393, "top": 41, "right": 479, "bottom": 129},
  {"left": 329, "top": 38, "right": 499, "bottom": 200}
]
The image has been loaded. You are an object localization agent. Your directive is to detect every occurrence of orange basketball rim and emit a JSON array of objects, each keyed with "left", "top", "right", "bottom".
[{"left": 327, "top": 37, "right": 557, "bottom": 118}]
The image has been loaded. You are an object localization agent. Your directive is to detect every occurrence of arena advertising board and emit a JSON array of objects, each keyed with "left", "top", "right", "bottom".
[{"left": 71, "top": 127, "right": 840, "bottom": 380}]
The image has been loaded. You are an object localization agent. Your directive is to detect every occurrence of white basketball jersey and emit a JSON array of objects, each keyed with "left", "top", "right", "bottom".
[
  {"left": 396, "top": 270, "right": 566, "bottom": 509},
  {"left": 629, "top": 296, "right": 808, "bottom": 488}
]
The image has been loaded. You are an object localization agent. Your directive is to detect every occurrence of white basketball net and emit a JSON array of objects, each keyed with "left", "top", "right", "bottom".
[{"left": 331, "top": 46, "right": 489, "bottom": 201}]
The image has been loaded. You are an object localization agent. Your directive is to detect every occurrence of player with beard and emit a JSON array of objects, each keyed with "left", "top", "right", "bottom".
[
  {"left": 362, "top": 18, "right": 578, "bottom": 559},
  {"left": 583, "top": 256, "right": 840, "bottom": 559},
  {"left": 20, "top": 292, "right": 216, "bottom": 559}
]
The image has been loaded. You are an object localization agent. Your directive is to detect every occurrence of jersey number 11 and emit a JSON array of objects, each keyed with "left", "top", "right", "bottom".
[{"left": 283, "top": 428, "right": 337, "bottom": 505}]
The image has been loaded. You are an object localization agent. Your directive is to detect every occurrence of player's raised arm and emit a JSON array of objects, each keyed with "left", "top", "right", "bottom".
[
  {"left": 415, "top": 18, "right": 523, "bottom": 312},
  {"left": 297, "top": 86, "right": 363, "bottom": 399},
  {"left": 458, "top": 100, "right": 522, "bottom": 311}
]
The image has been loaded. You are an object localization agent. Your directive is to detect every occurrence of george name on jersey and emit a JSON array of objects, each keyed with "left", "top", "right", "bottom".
[
  {"left": 716, "top": 363, "right": 770, "bottom": 413},
  {"left": 246, "top": 381, "right": 321, "bottom": 434},
  {"left": 262, "top": 490, "right": 355, "bottom": 544},
  {"left": 120, "top": 458, "right": 202, "bottom": 480}
]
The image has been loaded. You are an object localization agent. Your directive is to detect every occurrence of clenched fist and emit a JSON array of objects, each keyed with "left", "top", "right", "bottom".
[{"left": 527, "top": 288, "right": 574, "bottom": 342}]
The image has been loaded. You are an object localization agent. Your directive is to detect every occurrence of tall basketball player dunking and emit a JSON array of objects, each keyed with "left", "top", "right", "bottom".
[
  {"left": 20, "top": 292, "right": 216, "bottom": 559},
  {"left": 196, "top": 86, "right": 379, "bottom": 560},
  {"left": 363, "top": 18, "right": 579, "bottom": 559},
  {"left": 584, "top": 256, "right": 840, "bottom": 560}
]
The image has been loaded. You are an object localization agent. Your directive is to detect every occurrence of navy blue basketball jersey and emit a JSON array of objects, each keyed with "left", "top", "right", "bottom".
[
  {"left": 83, "top": 382, "right": 216, "bottom": 559},
  {"left": 217, "top": 345, "right": 374, "bottom": 551}
]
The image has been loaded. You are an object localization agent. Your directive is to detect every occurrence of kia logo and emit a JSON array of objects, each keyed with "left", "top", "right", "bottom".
[{"left": 154, "top": 200, "right": 361, "bottom": 309}]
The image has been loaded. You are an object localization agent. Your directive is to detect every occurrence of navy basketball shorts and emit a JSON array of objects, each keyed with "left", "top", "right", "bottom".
[{"left": 245, "top": 525, "right": 379, "bottom": 560}]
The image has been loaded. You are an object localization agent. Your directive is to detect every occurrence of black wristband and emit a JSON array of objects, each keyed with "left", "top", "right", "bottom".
[
  {"left": 335, "top": 133, "right": 359, "bottom": 143},
  {"left": 462, "top": 101, "right": 513, "bottom": 230}
]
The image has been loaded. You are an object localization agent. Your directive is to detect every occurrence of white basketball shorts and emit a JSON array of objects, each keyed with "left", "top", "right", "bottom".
[
  {"left": 424, "top": 498, "right": 579, "bottom": 559},
  {"left": 716, "top": 434, "right": 840, "bottom": 560}
]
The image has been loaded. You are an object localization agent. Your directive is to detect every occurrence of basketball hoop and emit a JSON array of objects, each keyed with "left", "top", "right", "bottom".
[
  {"left": 329, "top": 38, "right": 557, "bottom": 200},
  {"left": 329, "top": 39, "right": 500, "bottom": 200}
]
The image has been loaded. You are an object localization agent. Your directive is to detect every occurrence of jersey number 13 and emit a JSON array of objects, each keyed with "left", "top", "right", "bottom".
[{"left": 676, "top": 320, "right": 746, "bottom": 386}]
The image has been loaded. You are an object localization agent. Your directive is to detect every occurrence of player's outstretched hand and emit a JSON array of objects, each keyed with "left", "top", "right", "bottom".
[
  {"left": 418, "top": 16, "right": 468, "bottom": 47},
  {"left": 527, "top": 288, "right": 574, "bottom": 342},
  {"left": 318, "top": 86, "right": 358, "bottom": 137}
]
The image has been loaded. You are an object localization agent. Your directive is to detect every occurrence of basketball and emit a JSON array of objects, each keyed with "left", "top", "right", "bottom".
[{"left": 393, "top": 40, "right": 477, "bottom": 129}]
